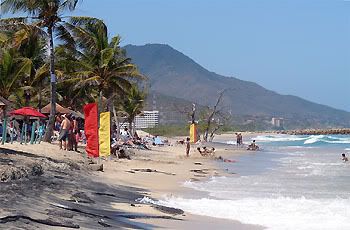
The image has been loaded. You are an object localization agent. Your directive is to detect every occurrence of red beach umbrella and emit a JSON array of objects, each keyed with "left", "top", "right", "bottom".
[{"left": 10, "top": 107, "right": 47, "bottom": 118}]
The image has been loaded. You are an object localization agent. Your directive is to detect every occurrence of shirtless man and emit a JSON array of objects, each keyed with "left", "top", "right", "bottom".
[{"left": 59, "top": 114, "right": 71, "bottom": 150}]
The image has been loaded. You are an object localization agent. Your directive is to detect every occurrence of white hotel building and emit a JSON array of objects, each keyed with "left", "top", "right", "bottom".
[{"left": 134, "top": 111, "right": 159, "bottom": 129}]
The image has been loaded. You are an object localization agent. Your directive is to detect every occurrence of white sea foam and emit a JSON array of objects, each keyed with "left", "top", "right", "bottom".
[
  {"left": 250, "top": 134, "right": 350, "bottom": 145},
  {"left": 139, "top": 196, "right": 350, "bottom": 230},
  {"left": 226, "top": 141, "right": 236, "bottom": 145},
  {"left": 254, "top": 135, "right": 308, "bottom": 143},
  {"left": 303, "top": 135, "right": 325, "bottom": 144}
]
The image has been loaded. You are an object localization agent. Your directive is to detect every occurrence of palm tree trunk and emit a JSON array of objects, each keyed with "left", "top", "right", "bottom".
[
  {"left": 43, "top": 26, "right": 56, "bottom": 142},
  {"left": 112, "top": 104, "right": 120, "bottom": 140},
  {"left": 128, "top": 118, "right": 133, "bottom": 138},
  {"left": 38, "top": 82, "right": 42, "bottom": 112}
]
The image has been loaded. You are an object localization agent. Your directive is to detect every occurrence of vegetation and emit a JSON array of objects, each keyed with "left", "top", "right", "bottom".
[
  {"left": 119, "top": 84, "right": 146, "bottom": 135},
  {"left": 143, "top": 125, "right": 189, "bottom": 137},
  {"left": 0, "top": 1, "right": 146, "bottom": 140}
]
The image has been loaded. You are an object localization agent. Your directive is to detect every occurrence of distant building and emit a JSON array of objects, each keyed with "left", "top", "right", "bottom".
[
  {"left": 271, "top": 117, "right": 284, "bottom": 128},
  {"left": 135, "top": 111, "right": 159, "bottom": 129}
]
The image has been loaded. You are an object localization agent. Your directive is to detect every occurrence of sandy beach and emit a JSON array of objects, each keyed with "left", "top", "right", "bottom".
[{"left": 0, "top": 133, "right": 264, "bottom": 229}]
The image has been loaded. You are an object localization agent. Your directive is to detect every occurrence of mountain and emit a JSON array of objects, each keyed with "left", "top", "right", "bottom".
[{"left": 125, "top": 43, "right": 350, "bottom": 129}]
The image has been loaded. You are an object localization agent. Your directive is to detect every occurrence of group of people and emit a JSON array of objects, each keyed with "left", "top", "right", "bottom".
[
  {"left": 247, "top": 140, "right": 259, "bottom": 151},
  {"left": 0, "top": 119, "right": 46, "bottom": 143},
  {"left": 235, "top": 133, "right": 243, "bottom": 147},
  {"left": 56, "top": 114, "right": 82, "bottom": 151},
  {"left": 196, "top": 146, "right": 216, "bottom": 156},
  {"left": 111, "top": 127, "right": 156, "bottom": 152}
]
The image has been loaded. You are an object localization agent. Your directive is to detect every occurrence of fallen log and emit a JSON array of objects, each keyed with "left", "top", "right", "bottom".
[
  {"left": 131, "top": 168, "right": 175, "bottom": 176},
  {"left": 151, "top": 204, "right": 184, "bottom": 215},
  {"left": 51, "top": 202, "right": 182, "bottom": 220},
  {"left": 0, "top": 215, "right": 79, "bottom": 228}
]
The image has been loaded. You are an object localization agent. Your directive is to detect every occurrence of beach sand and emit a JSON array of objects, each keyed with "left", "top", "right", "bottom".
[{"left": 0, "top": 133, "right": 264, "bottom": 229}]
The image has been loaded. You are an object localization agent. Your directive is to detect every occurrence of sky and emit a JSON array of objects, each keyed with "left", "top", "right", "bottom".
[{"left": 72, "top": 0, "right": 348, "bottom": 111}]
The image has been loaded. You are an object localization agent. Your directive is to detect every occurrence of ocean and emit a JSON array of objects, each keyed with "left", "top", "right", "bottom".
[{"left": 141, "top": 134, "right": 350, "bottom": 230}]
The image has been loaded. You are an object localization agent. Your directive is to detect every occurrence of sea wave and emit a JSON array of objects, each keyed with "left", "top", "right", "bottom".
[
  {"left": 251, "top": 134, "right": 350, "bottom": 146},
  {"left": 254, "top": 135, "right": 308, "bottom": 142},
  {"left": 139, "top": 196, "right": 350, "bottom": 230}
]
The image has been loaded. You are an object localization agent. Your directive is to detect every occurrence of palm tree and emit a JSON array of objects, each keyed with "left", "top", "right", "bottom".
[
  {"left": 119, "top": 84, "right": 146, "bottom": 136},
  {"left": 0, "top": 0, "right": 83, "bottom": 142},
  {"left": 7, "top": 23, "right": 48, "bottom": 109},
  {"left": 60, "top": 19, "right": 144, "bottom": 108},
  {"left": 0, "top": 48, "right": 31, "bottom": 100}
]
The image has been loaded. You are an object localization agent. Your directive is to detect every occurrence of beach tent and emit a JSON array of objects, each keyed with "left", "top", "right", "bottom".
[{"left": 41, "top": 103, "right": 71, "bottom": 114}]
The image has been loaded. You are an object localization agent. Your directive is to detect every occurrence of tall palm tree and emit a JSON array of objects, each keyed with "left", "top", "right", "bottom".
[
  {"left": 0, "top": 0, "right": 82, "bottom": 142},
  {"left": 60, "top": 19, "right": 144, "bottom": 107},
  {"left": 119, "top": 84, "right": 146, "bottom": 136}
]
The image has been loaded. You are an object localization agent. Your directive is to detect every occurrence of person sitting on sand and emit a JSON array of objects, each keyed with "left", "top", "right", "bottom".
[
  {"left": 197, "top": 146, "right": 216, "bottom": 156},
  {"left": 342, "top": 153, "right": 348, "bottom": 162},
  {"left": 247, "top": 140, "right": 259, "bottom": 151}
]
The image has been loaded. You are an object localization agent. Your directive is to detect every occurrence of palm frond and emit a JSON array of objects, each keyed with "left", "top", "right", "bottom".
[
  {"left": 55, "top": 24, "right": 75, "bottom": 49},
  {"left": 60, "top": 0, "right": 79, "bottom": 11}
]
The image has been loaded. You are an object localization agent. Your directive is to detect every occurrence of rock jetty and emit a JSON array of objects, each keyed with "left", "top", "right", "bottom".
[{"left": 274, "top": 129, "right": 350, "bottom": 135}]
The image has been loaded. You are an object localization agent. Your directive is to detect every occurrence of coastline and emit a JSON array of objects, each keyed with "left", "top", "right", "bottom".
[
  {"left": 0, "top": 133, "right": 264, "bottom": 229},
  {"left": 96, "top": 141, "right": 264, "bottom": 229}
]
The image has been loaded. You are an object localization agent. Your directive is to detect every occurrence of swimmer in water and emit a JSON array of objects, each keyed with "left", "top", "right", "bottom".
[{"left": 342, "top": 153, "right": 348, "bottom": 162}]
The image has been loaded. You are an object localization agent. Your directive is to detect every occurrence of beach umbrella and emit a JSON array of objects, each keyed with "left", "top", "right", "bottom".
[{"left": 10, "top": 107, "right": 46, "bottom": 118}]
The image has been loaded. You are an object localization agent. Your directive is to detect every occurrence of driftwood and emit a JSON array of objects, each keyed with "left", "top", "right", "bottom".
[
  {"left": 190, "top": 169, "right": 208, "bottom": 174},
  {"left": 98, "top": 219, "right": 112, "bottom": 227},
  {"left": 131, "top": 168, "right": 175, "bottom": 176},
  {"left": 0, "top": 215, "right": 79, "bottom": 228},
  {"left": 151, "top": 204, "right": 184, "bottom": 215},
  {"left": 94, "top": 192, "right": 118, "bottom": 197},
  {"left": 51, "top": 201, "right": 182, "bottom": 220}
]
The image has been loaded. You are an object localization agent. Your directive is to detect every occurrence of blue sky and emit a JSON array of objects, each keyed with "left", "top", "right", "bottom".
[{"left": 63, "top": 1, "right": 350, "bottom": 111}]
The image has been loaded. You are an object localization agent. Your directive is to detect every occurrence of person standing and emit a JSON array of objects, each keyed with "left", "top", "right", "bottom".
[
  {"left": 58, "top": 114, "right": 71, "bottom": 150},
  {"left": 239, "top": 133, "right": 243, "bottom": 147},
  {"left": 72, "top": 116, "right": 78, "bottom": 152},
  {"left": 186, "top": 137, "right": 191, "bottom": 157}
]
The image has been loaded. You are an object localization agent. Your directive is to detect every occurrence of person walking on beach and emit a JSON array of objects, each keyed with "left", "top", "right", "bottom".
[
  {"left": 186, "top": 137, "right": 190, "bottom": 157},
  {"left": 59, "top": 114, "right": 71, "bottom": 151}
]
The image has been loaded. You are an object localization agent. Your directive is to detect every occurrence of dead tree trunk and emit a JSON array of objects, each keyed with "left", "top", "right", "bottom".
[{"left": 203, "top": 90, "right": 225, "bottom": 142}]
